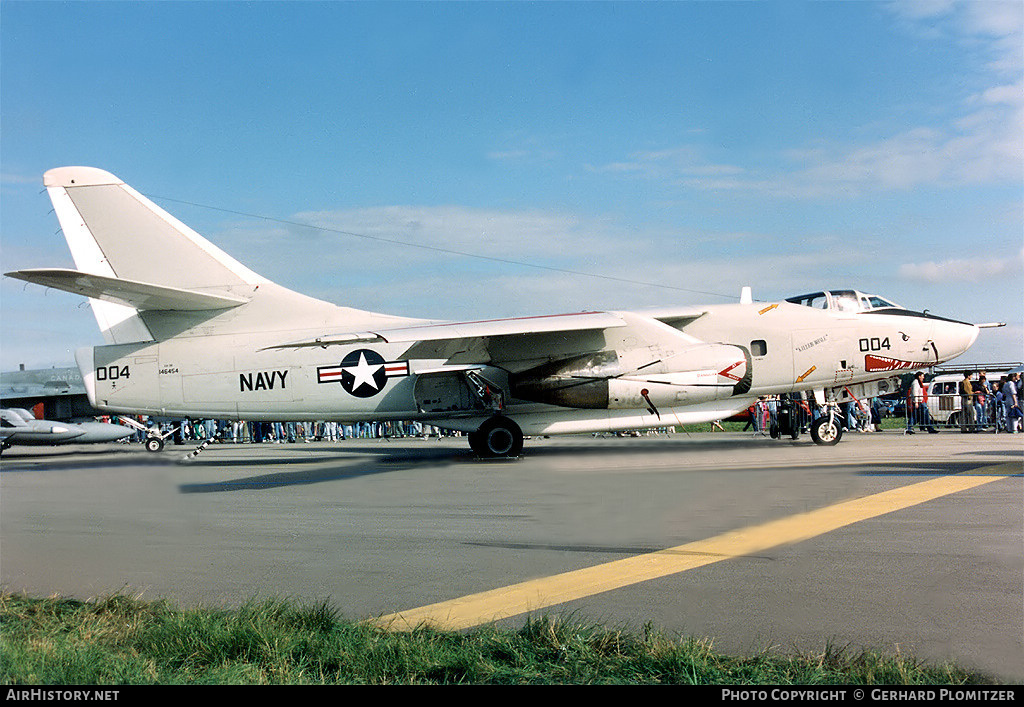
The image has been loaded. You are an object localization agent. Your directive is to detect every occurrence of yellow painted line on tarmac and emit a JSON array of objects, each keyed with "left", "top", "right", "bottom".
[{"left": 372, "top": 463, "right": 1017, "bottom": 632}]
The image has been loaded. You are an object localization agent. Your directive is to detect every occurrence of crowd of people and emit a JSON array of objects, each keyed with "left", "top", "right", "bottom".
[
  {"left": 113, "top": 418, "right": 464, "bottom": 445},
  {"left": 108, "top": 418, "right": 683, "bottom": 445},
  {"left": 905, "top": 370, "right": 1020, "bottom": 434},
  {"left": 741, "top": 370, "right": 1021, "bottom": 436},
  {"left": 743, "top": 394, "right": 878, "bottom": 435}
]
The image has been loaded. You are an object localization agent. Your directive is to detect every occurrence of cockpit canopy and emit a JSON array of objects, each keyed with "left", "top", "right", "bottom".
[{"left": 785, "top": 290, "right": 902, "bottom": 313}]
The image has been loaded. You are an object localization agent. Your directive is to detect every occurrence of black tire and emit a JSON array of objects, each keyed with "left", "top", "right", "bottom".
[
  {"left": 784, "top": 404, "right": 802, "bottom": 440},
  {"left": 145, "top": 436, "right": 165, "bottom": 453},
  {"left": 468, "top": 430, "right": 486, "bottom": 457},
  {"left": 474, "top": 416, "right": 524, "bottom": 458},
  {"left": 810, "top": 416, "right": 843, "bottom": 446}
]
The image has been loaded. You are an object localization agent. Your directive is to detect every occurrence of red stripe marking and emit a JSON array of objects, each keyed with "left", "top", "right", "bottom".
[{"left": 718, "top": 360, "right": 745, "bottom": 381}]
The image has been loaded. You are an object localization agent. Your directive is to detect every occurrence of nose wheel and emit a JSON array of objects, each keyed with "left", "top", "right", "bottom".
[
  {"left": 469, "top": 416, "right": 523, "bottom": 458},
  {"left": 810, "top": 414, "right": 843, "bottom": 446}
]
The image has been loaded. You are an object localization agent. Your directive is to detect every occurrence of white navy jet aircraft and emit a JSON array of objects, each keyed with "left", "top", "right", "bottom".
[{"left": 5, "top": 167, "right": 994, "bottom": 457}]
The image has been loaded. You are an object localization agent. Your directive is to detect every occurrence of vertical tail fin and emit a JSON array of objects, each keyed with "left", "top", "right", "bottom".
[
  {"left": 35, "top": 166, "right": 414, "bottom": 344},
  {"left": 44, "top": 166, "right": 266, "bottom": 344}
]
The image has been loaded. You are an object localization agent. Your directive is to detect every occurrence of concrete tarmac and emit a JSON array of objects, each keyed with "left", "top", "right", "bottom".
[{"left": 1, "top": 430, "right": 1021, "bottom": 680}]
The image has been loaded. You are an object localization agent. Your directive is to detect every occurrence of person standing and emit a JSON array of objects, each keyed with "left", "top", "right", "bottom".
[
  {"left": 1004, "top": 373, "right": 1020, "bottom": 433},
  {"left": 959, "top": 371, "right": 976, "bottom": 433},
  {"left": 975, "top": 371, "right": 990, "bottom": 430},
  {"left": 995, "top": 379, "right": 1007, "bottom": 432},
  {"left": 906, "top": 373, "right": 929, "bottom": 434},
  {"left": 905, "top": 376, "right": 918, "bottom": 434},
  {"left": 912, "top": 372, "right": 937, "bottom": 433}
]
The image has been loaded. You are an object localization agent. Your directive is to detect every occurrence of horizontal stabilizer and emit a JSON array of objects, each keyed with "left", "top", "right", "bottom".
[
  {"left": 263, "top": 311, "right": 627, "bottom": 351},
  {"left": 6, "top": 268, "right": 249, "bottom": 311}
]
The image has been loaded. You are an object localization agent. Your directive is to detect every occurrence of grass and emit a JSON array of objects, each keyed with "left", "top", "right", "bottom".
[{"left": 0, "top": 592, "right": 996, "bottom": 685}]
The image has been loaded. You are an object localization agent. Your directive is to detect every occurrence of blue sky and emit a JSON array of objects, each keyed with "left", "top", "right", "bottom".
[{"left": 2, "top": 0, "right": 1021, "bottom": 369}]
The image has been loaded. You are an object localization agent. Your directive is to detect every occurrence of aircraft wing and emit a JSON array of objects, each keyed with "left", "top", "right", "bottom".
[
  {"left": 374, "top": 311, "right": 627, "bottom": 342},
  {"left": 6, "top": 268, "right": 249, "bottom": 311},
  {"left": 265, "top": 311, "right": 629, "bottom": 360}
]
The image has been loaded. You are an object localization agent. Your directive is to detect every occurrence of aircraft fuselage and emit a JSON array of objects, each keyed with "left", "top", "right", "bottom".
[{"left": 77, "top": 299, "right": 978, "bottom": 437}]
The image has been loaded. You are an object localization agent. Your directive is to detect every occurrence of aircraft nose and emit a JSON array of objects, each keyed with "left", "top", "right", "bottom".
[{"left": 933, "top": 320, "right": 980, "bottom": 362}]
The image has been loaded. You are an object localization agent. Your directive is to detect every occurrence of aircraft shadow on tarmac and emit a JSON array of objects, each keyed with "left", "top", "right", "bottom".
[
  {"left": 176, "top": 435, "right": 789, "bottom": 494},
  {"left": 0, "top": 447, "right": 175, "bottom": 472},
  {"left": 177, "top": 444, "right": 477, "bottom": 493},
  {"left": 176, "top": 436, "right": 1021, "bottom": 493},
  {"left": 969, "top": 448, "right": 1024, "bottom": 460},
  {"left": 3, "top": 437, "right": 1016, "bottom": 491}
]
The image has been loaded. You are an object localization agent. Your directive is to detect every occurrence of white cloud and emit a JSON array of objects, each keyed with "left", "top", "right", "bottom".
[
  {"left": 1, "top": 173, "right": 39, "bottom": 185},
  {"left": 790, "top": 104, "right": 1021, "bottom": 192},
  {"left": 890, "top": 0, "right": 957, "bottom": 20},
  {"left": 590, "top": 146, "right": 745, "bottom": 180},
  {"left": 485, "top": 134, "right": 561, "bottom": 164},
  {"left": 962, "top": 1, "right": 1024, "bottom": 41},
  {"left": 208, "top": 203, "right": 879, "bottom": 320},
  {"left": 596, "top": 4, "right": 1022, "bottom": 199},
  {"left": 898, "top": 249, "right": 1024, "bottom": 283},
  {"left": 598, "top": 100, "right": 1020, "bottom": 197},
  {"left": 290, "top": 205, "right": 594, "bottom": 262}
]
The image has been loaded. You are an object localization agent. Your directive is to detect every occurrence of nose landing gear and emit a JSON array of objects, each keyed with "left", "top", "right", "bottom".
[{"left": 810, "top": 409, "right": 843, "bottom": 446}]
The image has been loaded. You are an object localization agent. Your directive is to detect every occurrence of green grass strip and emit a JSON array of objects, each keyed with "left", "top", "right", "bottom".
[{"left": 0, "top": 592, "right": 997, "bottom": 685}]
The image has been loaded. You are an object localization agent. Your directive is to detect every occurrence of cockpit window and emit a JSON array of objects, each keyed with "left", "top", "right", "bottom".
[
  {"left": 831, "top": 290, "right": 860, "bottom": 312},
  {"left": 786, "top": 290, "right": 903, "bottom": 313}
]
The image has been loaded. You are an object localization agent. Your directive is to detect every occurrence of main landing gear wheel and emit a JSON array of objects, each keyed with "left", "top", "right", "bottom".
[
  {"left": 471, "top": 416, "right": 524, "bottom": 459},
  {"left": 810, "top": 416, "right": 843, "bottom": 446},
  {"left": 144, "top": 436, "right": 165, "bottom": 453},
  {"left": 788, "top": 408, "right": 802, "bottom": 440}
]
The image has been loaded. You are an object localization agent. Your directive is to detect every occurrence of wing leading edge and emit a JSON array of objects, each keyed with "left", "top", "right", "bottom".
[{"left": 263, "top": 311, "right": 630, "bottom": 351}]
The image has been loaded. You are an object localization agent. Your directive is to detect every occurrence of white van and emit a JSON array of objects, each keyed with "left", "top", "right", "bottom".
[
  {"left": 923, "top": 375, "right": 964, "bottom": 424},
  {"left": 922, "top": 373, "right": 1003, "bottom": 426}
]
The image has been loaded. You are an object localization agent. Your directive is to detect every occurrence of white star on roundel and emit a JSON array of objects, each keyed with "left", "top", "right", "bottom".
[{"left": 345, "top": 352, "right": 384, "bottom": 392}]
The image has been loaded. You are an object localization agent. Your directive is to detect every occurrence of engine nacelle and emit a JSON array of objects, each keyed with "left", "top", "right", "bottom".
[{"left": 511, "top": 344, "right": 750, "bottom": 410}]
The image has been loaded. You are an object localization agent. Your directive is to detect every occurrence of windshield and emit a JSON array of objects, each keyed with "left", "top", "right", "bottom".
[{"left": 863, "top": 295, "right": 899, "bottom": 309}]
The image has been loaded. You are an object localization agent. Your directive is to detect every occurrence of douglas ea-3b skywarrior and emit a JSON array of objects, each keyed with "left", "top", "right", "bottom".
[{"left": 5, "top": 167, "right": 999, "bottom": 457}]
